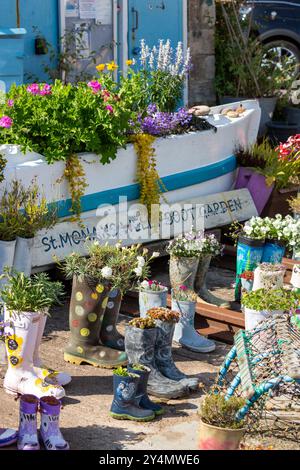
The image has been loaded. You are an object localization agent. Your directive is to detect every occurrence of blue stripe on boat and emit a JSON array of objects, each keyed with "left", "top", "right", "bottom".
[{"left": 56, "top": 155, "right": 237, "bottom": 218}]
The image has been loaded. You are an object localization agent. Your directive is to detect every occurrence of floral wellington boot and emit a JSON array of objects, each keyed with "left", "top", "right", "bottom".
[
  {"left": 17, "top": 395, "right": 40, "bottom": 451},
  {"left": 100, "top": 289, "right": 125, "bottom": 351},
  {"left": 4, "top": 311, "right": 65, "bottom": 398},
  {"left": 39, "top": 396, "right": 69, "bottom": 450},
  {"left": 33, "top": 313, "right": 72, "bottom": 386},
  {"left": 64, "top": 276, "right": 127, "bottom": 368}
]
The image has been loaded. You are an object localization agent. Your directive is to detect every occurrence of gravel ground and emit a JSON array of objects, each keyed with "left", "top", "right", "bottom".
[{"left": 1, "top": 266, "right": 299, "bottom": 450}]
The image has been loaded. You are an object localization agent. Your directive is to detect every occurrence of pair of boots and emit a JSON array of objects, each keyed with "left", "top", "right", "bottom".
[
  {"left": 3, "top": 309, "right": 70, "bottom": 398},
  {"left": 125, "top": 320, "right": 200, "bottom": 400},
  {"left": 17, "top": 394, "right": 69, "bottom": 450},
  {"left": 110, "top": 365, "right": 164, "bottom": 422},
  {"left": 64, "top": 276, "right": 127, "bottom": 368}
]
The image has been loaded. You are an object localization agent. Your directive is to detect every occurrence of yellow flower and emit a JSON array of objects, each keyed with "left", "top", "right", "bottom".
[
  {"left": 96, "top": 63, "right": 106, "bottom": 72},
  {"left": 107, "top": 61, "right": 118, "bottom": 71},
  {"left": 126, "top": 59, "right": 133, "bottom": 66}
]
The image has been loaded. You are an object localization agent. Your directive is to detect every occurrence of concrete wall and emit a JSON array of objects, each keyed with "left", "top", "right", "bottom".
[{"left": 188, "top": 0, "right": 216, "bottom": 106}]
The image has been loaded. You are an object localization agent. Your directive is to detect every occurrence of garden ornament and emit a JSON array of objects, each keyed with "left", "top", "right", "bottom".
[
  {"left": 39, "top": 396, "right": 69, "bottom": 450},
  {"left": 64, "top": 276, "right": 127, "bottom": 368},
  {"left": 154, "top": 319, "right": 200, "bottom": 390},
  {"left": 125, "top": 325, "right": 188, "bottom": 399},
  {"left": 18, "top": 394, "right": 40, "bottom": 450},
  {"left": 4, "top": 311, "right": 65, "bottom": 398},
  {"left": 110, "top": 372, "right": 155, "bottom": 422}
]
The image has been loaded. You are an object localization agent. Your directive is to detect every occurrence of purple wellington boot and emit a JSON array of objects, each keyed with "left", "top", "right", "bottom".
[
  {"left": 18, "top": 395, "right": 40, "bottom": 451},
  {"left": 39, "top": 396, "right": 69, "bottom": 450}
]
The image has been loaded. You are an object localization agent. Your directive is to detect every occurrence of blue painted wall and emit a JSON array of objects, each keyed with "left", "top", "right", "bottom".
[{"left": 0, "top": 0, "right": 59, "bottom": 83}]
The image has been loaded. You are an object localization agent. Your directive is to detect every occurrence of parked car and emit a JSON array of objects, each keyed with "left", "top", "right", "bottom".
[{"left": 240, "top": 1, "right": 300, "bottom": 75}]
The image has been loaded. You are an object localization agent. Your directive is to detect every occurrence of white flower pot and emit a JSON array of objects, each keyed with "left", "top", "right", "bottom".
[
  {"left": 13, "top": 237, "right": 34, "bottom": 276},
  {"left": 244, "top": 306, "right": 283, "bottom": 330},
  {"left": 252, "top": 265, "right": 285, "bottom": 291}
]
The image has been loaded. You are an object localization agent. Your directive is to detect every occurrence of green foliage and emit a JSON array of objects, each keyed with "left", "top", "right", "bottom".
[
  {"left": 242, "top": 288, "right": 300, "bottom": 312},
  {"left": 131, "top": 364, "right": 148, "bottom": 371},
  {"left": 113, "top": 366, "right": 129, "bottom": 377},
  {"left": 0, "top": 80, "right": 135, "bottom": 165},
  {"left": 200, "top": 393, "right": 245, "bottom": 429},
  {"left": 1, "top": 270, "right": 64, "bottom": 313}
]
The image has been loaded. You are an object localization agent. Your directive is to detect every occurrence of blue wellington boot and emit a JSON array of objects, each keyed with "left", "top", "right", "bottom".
[
  {"left": 127, "top": 364, "right": 164, "bottom": 416},
  {"left": 110, "top": 373, "right": 155, "bottom": 422}
]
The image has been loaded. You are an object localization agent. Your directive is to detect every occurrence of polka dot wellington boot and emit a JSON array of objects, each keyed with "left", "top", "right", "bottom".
[
  {"left": 110, "top": 372, "right": 155, "bottom": 422},
  {"left": 17, "top": 394, "right": 40, "bottom": 451},
  {"left": 64, "top": 276, "right": 127, "bottom": 368},
  {"left": 100, "top": 289, "right": 125, "bottom": 351},
  {"left": 4, "top": 311, "right": 65, "bottom": 398},
  {"left": 33, "top": 313, "right": 72, "bottom": 386},
  {"left": 39, "top": 396, "right": 69, "bottom": 450}
]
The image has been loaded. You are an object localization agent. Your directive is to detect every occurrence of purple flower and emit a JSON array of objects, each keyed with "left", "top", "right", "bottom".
[
  {"left": 7, "top": 99, "right": 14, "bottom": 107},
  {"left": 40, "top": 84, "right": 52, "bottom": 96},
  {"left": 0, "top": 115, "right": 13, "bottom": 128},
  {"left": 106, "top": 105, "right": 114, "bottom": 113},
  {"left": 27, "top": 83, "right": 40, "bottom": 95},
  {"left": 147, "top": 103, "right": 158, "bottom": 115},
  {"left": 88, "top": 81, "right": 102, "bottom": 93},
  {"left": 139, "top": 107, "right": 192, "bottom": 136}
]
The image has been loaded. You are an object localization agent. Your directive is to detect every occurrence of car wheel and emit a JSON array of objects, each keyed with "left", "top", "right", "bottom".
[{"left": 262, "top": 40, "right": 300, "bottom": 77}]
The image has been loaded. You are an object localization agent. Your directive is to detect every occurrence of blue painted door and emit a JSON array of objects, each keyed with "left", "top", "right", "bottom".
[
  {"left": 0, "top": 0, "right": 59, "bottom": 83},
  {"left": 128, "top": 0, "right": 183, "bottom": 60}
]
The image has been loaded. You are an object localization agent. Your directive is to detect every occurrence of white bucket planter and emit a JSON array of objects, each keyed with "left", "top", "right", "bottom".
[
  {"left": 244, "top": 307, "right": 283, "bottom": 330},
  {"left": 252, "top": 265, "right": 285, "bottom": 291},
  {"left": 13, "top": 237, "right": 34, "bottom": 276},
  {"left": 139, "top": 289, "right": 168, "bottom": 318}
]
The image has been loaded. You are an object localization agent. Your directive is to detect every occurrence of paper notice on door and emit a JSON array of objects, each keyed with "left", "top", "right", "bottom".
[
  {"left": 66, "top": 0, "right": 79, "bottom": 17},
  {"left": 95, "top": 0, "right": 112, "bottom": 25},
  {"left": 79, "top": 0, "right": 97, "bottom": 19}
]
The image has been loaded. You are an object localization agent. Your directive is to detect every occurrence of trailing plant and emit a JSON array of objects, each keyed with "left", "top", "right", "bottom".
[
  {"left": 147, "top": 307, "right": 180, "bottom": 323},
  {"left": 64, "top": 154, "right": 88, "bottom": 220},
  {"left": 139, "top": 279, "right": 166, "bottom": 292},
  {"left": 242, "top": 288, "right": 300, "bottom": 313},
  {"left": 199, "top": 393, "right": 245, "bottom": 429},
  {"left": 128, "top": 317, "right": 156, "bottom": 329},
  {"left": 132, "top": 133, "right": 166, "bottom": 218},
  {"left": 0, "top": 270, "right": 64, "bottom": 314},
  {"left": 172, "top": 286, "right": 197, "bottom": 302}
]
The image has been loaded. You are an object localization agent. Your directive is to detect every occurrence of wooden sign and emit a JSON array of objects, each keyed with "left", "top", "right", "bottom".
[{"left": 32, "top": 188, "right": 257, "bottom": 269}]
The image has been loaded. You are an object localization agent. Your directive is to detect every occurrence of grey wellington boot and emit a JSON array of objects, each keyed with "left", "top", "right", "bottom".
[
  {"left": 100, "top": 289, "right": 125, "bottom": 351},
  {"left": 125, "top": 326, "right": 188, "bottom": 399},
  {"left": 194, "top": 255, "right": 230, "bottom": 308},
  {"left": 154, "top": 319, "right": 200, "bottom": 391},
  {"left": 169, "top": 256, "right": 199, "bottom": 290}
]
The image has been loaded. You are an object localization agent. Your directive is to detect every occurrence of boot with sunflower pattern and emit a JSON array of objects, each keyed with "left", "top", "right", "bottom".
[
  {"left": 4, "top": 310, "right": 65, "bottom": 398},
  {"left": 33, "top": 313, "right": 72, "bottom": 387},
  {"left": 64, "top": 276, "right": 127, "bottom": 368}
]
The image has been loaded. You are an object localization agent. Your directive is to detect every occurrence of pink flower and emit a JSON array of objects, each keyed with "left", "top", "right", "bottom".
[
  {"left": 106, "top": 105, "right": 114, "bottom": 113},
  {"left": 179, "top": 285, "right": 188, "bottom": 291},
  {"left": 87, "top": 81, "right": 102, "bottom": 93},
  {"left": 148, "top": 280, "right": 153, "bottom": 285},
  {"left": 7, "top": 99, "right": 14, "bottom": 107},
  {"left": 40, "top": 84, "right": 52, "bottom": 96},
  {"left": 0, "top": 115, "right": 13, "bottom": 128},
  {"left": 26, "top": 83, "right": 40, "bottom": 95}
]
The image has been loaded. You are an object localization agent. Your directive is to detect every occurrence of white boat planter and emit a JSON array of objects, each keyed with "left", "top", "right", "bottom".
[{"left": 0, "top": 100, "right": 260, "bottom": 269}]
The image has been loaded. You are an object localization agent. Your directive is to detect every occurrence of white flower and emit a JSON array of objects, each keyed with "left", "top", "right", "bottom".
[
  {"left": 134, "top": 267, "right": 143, "bottom": 277},
  {"left": 140, "top": 280, "right": 149, "bottom": 289},
  {"left": 101, "top": 266, "right": 112, "bottom": 279},
  {"left": 137, "top": 256, "right": 145, "bottom": 267},
  {"left": 152, "top": 252, "right": 160, "bottom": 258}
]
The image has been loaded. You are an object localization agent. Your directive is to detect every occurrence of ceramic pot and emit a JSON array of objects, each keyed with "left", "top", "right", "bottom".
[{"left": 198, "top": 419, "right": 245, "bottom": 450}]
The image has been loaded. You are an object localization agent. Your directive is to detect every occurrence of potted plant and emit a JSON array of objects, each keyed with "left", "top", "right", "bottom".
[
  {"left": 252, "top": 263, "right": 286, "bottom": 291},
  {"left": 125, "top": 316, "right": 187, "bottom": 399},
  {"left": 171, "top": 286, "right": 215, "bottom": 353},
  {"left": 1, "top": 270, "right": 65, "bottom": 397},
  {"left": 139, "top": 278, "right": 168, "bottom": 318},
  {"left": 198, "top": 393, "right": 246, "bottom": 450},
  {"left": 242, "top": 288, "right": 300, "bottom": 330},
  {"left": 240, "top": 271, "right": 254, "bottom": 293}
]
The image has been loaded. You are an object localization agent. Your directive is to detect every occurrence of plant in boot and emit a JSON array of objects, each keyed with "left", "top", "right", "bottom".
[
  {"left": 2, "top": 272, "right": 65, "bottom": 398},
  {"left": 127, "top": 363, "right": 164, "bottom": 416},
  {"left": 125, "top": 321, "right": 188, "bottom": 399},
  {"left": 172, "top": 288, "right": 216, "bottom": 354},
  {"left": 150, "top": 311, "right": 200, "bottom": 391},
  {"left": 128, "top": 317, "right": 156, "bottom": 329},
  {"left": 110, "top": 368, "right": 155, "bottom": 422},
  {"left": 39, "top": 396, "right": 69, "bottom": 450},
  {"left": 139, "top": 280, "right": 167, "bottom": 292},
  {"left": 139, "top": 280, "right": 168, "bottom": 318},
  {"left": 18, "top": 394, "right": 40, "bottom": 451},
  {"left": 147, "top": 307, "right": 180, "bottom": 323}
]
